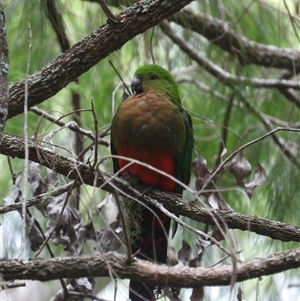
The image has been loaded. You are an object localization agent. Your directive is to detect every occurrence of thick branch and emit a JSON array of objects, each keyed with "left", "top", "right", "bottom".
[
  {"left": 1, "top": 248, "right": 300, "bottom": 286},
  {"left": 1, "top": 133, "right": 300, "bottom": 243},
  {"left": 170, "top": 9, "right": 300, "bottom": 72},
  {"left": 7, "top": 0, "right": 193, "bottom": 119},
  {"left": 0, "top": 6, "right": 9, "bottom": 137}
]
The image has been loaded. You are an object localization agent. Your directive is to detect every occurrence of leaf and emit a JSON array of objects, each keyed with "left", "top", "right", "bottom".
[
  {"left": 28, "top": 216, "right": 44, "bottom": 251},
  {"left": 237, "top": 286, "right": 243, "bottom": 301},
  {"left": 96, "top": 195, "right": 110, "bottom": 212},
  {"left": 50, "top": 278, "right": 95, "bottom": 301},
  {"left": 211, "top": 226, "right": 226, "bottom": 242},
  {"left": 208, "top": 191, "right": 231, "bottom": 211},
  {"left": 70, "top": 277, "right": 94, "bottom": 293},
  {"left": 245, "top": 164, "right": 267, "bottom": 197},
  {"left": 28, "top": 162, "right": 47, "bottom": 196},
  {"left": 177, "top": 240, "right": 193, "bottom": 266},
  {"left": 75, "top": 223, "right": 96, "bottom": 254},
  {"left": 189, "top": 256, "right": 200, "bottom": 268},
  {"left": 190, "top": 286, "right": 204, "bottom": 301},
  {"left": 208, "top": 192, "right": 219, "bottom": 209},
  {"left": 192, "top": 156, "right": 214, "bottom": 198},
  {"left": 45, "top": 168, "right": 60, "bottom": 188},
  {"left": 28, "top": 164, "right": 60, "bottom": 216},
  {"left": 193, "top": 156, "right": 231, "bottom": 211},
  {"left": 46, "top": 192, "right": 83, "bottom": 254},
  {"left": 3, "top": 173, "right": 23, "bottom": 206},
  {"left": 192, "top": 156, "right": 209, "bottom": 178},
  {"left": 165, "top": 288, "right": 182, "bottom": 301},
  {"left": 94, "top": 218, "right": 122, "bottom": 253},
  {"left": 230, "top": 152, "right": 252, "bottom": 186},
  {"left": 195, "top": 236, "right": 211, "bottom": 253},
  {"left": 167, "top": 246, "right": 179, "bottom": 266}
]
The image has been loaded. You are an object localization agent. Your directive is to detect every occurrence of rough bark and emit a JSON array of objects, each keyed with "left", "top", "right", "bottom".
[
  {"left": 1, "top": 248, "right": 300, "bottom": 286},
  {"left": 0, "top": 6, "right": 9, "bottom": 138}
]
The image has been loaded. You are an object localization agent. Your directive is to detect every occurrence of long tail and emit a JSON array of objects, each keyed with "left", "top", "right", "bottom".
[{"left": 129, "top": 205, "right": 170, "bottom": 301}]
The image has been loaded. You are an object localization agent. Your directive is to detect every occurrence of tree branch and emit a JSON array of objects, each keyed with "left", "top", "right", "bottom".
[
  {"left": 0, "top": 5, "right": 9, "bottom": 138},
  {"left": 1, "top": 133, "right": 300, "bottom": 243},
  {"left": 160, "top": 21, "right": 300, "bottom": 91},
  {"left": 1, "top": 248, "right": 300, "bottom": 286},
  {"left": 7, "top": 0, "right": 193, "bottom": 119},
  {"left": 169, "top": 8, "right": 300, "bottom": 72}
]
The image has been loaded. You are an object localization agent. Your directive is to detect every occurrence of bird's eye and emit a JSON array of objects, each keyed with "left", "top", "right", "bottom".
[{"left": 151, "top": 75, "right": 158, "bottom": 80}]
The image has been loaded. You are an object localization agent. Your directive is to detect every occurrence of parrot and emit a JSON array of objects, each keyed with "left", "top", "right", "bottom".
[{"left": 110, "top": 64, "right": 194, "bottom": 301}]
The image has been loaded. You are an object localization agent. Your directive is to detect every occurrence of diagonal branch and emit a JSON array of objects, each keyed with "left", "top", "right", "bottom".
[{"left": 7, "top": 0, "right": 193, "bottom": 119}]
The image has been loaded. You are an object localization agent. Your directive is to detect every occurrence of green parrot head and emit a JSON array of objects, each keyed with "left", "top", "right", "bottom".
[{"left": 131, "top": 64, "right": 182, "bottom": 107}]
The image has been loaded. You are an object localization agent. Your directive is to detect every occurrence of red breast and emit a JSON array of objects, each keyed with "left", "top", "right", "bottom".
[{"left": 111, "top": 91, "right": 186, "bottom": 192}]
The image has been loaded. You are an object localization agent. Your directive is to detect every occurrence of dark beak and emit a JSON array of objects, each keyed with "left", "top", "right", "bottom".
[{"left": 131, "top": 76, "right": 143, "bottom": 94}]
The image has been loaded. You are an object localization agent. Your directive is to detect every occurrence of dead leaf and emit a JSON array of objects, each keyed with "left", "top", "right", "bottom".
[
  {"left": 28, "top": 162, "right": 47, "bottom": 196},
  {"left": 3, "top": 175, "right": 23, "bottom": 206},
  {"left": 190, "top": 286, "right": 204, "bottom": 301},
  {"left": 211, "top": 226, "right": 226, "bottom": 241},
  {"left": 167, "top": 246, "right": 179, "bottom": 266},
  {"left": 192, "top": 157, "right": 216, "bottom": 198},
  {"left": 230, "top": 152, "right": 252, "bottom": 186},
  {"left": 245, "top": 164, "right": 266, "bottom": 197},
  {"left": 165, "top": 287, "right": 182, "bottom": 301},
  {"left": 237, "top": 286, "right": 243, "bottom": 301},
  {"left": 178, "top": 240, "right": 193, "bottom": 266},
  {"left": 28, "top": 216, "right": 44, "bottom": 251},
  {"left": 94, "top": 219, "right": 122, "bottom": 253}
]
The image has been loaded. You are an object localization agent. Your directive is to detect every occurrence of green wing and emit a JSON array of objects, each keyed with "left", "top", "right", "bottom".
[{"left": 175, "top": 109, "right": 194, "bottom": 195}]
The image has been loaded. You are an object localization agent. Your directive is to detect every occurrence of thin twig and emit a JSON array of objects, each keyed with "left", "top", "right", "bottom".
[
  {"left": 283, "top": 0, "right": 300, "bottom": 43},
  {"left": 18, "top": 23, "right": 32, "bottom": 259},
  {"left": 30, "top": 106, "right": 109, "bottom": 146},
  {"left": 91, "top": 99, "right": 99, "bottom": 170},
  {"left": 98, "top": 0, "right": 120, "bottom": 23},
  {"left": 109, "top": 60, "right": 131, "bottom": 96},
  {"left": 214, "top": 95, "right": 234, "bottom": 168},
  {"left": 150, "top": 26, "right": 156, "bottom": 64}
]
